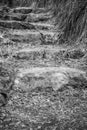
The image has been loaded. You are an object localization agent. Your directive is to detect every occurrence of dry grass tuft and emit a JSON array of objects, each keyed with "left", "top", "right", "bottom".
[{"left": 52, "top": 0, "right": 87, "bottom": 44}]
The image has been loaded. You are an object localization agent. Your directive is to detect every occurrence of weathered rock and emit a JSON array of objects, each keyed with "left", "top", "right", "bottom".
[
  {"left": 13, "top": 8, "right": 33, "bottom": 14},
  {"left": 26, "top": 15, "right": 49, "bottom": 22},
  {"left": 16, "top": 66, "right": 86, "bottom": 92},
  {"left": 1, "top": 14, "right": 27, "bottom": 21},
  {"left": 10, "top": 14, "right": 27, "bottom": 21},
  {"left": 0, "top": 20, "right": 35, "bottom": 29}
]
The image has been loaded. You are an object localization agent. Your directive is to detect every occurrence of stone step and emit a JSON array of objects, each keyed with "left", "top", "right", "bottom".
[
  {"left": 0, "top": 20, "right": 35, "bottom": 29},
  {"left": 0, "top": 6, "right": 52, "bottom": 23},
  {"left": 26, "top": 12, "right": 52, "bottom": 22},
  {"left": 30, "top": 22, "right": 54, "bottom": 30},
  {"left": 0, "top": 20, "right": 53, "bottom": 30},
  {"left": 11, "top": 7, "right": 47, "bottom": 14},
  {"left": 26, "top": 14, "right": 50, "bottom": 23},
  {"left": 10, "top": 29, "right": 55, "bottom": 36},
  {"left": 12, "top": 49, "right": 64, "bottom": 62},
  {"left": 7, "top": 29, "right": 55, "bottom": 44},
  {"left": 12, "top": 7, "right": 33, "bottom": 14},
  {"left": 18, "top": 66, "right": 86, "bottom": 77},
  {"left": 0, "top": 14, "right": 49, "bottom": 22},
  {"left": 1, "top": 13, "right": 27, "bottom": 21},
  {"left": 1, "top": 13, "right": 50, "bottom": 23},
  {"left": 0, "top": 13, "right": 49, "bottom": 22},
  {"left": 12, "top": 46, "right": 85, "bottom": 65},
  {"left": 16, "top": 46, "right": 64, "bottom": 53},
  {"left": 15, "top": 66, "right": 86, "bottom": 91}
]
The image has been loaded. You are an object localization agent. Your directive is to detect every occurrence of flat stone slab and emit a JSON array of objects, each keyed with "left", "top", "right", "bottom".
[
  {"left": 0, "top": 20, "right": 35, "bottom": 29},
  {"left": 15, "top": 66, "right": 86, "bottom": 92},
  {"left": 2, "top": 14, "right": 27, "bottom": 21},
  {"left": 12, "top": 7, "right": 33, "bottom": 14}
]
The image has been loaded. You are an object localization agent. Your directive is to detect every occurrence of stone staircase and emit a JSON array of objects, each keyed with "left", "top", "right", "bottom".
[{"left": 0, "top": 5, "right": 87, "bottom": 130}]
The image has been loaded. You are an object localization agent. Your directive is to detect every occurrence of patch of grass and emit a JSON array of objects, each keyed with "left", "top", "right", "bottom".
[
  {"left": 0, "top": 64, "right": 15, "bottom": 106},
  {"left": 67, "top": 74, "right": 87, "bottom": 90}
]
